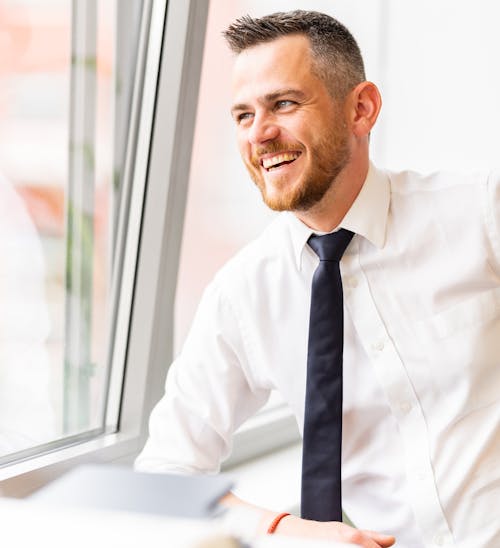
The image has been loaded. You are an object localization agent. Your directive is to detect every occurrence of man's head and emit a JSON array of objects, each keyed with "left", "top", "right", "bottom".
[
  {"left": 224, "top": 10, "right": 366, "bottom": 103},
  {"left": 225, "top": 11, "right": 380, "bottom": 225}
]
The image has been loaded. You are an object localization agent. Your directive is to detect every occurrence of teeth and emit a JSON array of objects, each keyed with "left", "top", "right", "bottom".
[{"left": 262, "top": 152, "right": 300, "bottom": 169}]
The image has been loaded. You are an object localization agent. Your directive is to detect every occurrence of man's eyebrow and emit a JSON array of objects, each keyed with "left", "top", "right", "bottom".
[
  {"left": 263, "top": 89, "right": 306, "bottom": 103},
  {"left": 230, "top": 89, "right": 306, "bottom": 115},
  {"left": 230, "top": 102, "right": 250, "bottom": 116}
]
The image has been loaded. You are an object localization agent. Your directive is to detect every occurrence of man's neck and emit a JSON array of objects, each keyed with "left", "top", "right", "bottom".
[{"left": 293, "top": 156, "right": 369, "bottom": 232}]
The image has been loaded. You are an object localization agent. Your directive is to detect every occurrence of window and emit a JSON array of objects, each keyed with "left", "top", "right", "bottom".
[
  {"left": 0, "top": 0, "right": 145, "bottom": 462},
  {"left": 0, "top": 0, "right": 209, "bottom": 493}
]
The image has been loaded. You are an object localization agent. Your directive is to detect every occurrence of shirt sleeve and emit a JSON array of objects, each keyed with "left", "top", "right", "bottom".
[{"left": 135, "top": 278, "right": 271, "bottom": 474}]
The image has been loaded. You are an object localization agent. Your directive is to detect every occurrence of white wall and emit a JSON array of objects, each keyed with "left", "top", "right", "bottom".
[{"left": 375, "top": 0, "right": 500, "bottom": 172}]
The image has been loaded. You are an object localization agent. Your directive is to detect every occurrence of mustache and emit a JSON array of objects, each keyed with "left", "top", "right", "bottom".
[{"left": 250, "top": 141, "right": 304, "bottom": 167}]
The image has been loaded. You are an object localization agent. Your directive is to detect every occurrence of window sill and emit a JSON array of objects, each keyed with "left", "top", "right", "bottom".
[{"left": 0, "top": 431, "right": 142, "bottom": 498}]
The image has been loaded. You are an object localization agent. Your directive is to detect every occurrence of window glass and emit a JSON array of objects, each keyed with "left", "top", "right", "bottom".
[{"left": 0, "top": 0, "right": 142, "bottom": 461}]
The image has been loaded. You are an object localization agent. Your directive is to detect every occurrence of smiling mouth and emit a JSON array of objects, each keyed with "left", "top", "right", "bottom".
[{"left": 261, "top": 151, "right": 301, "bottom": 171}]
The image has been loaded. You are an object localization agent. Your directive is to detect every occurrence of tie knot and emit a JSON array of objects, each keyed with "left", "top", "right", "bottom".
[{"left": 308, "top": 229, "right": 354, "bottom": 262}]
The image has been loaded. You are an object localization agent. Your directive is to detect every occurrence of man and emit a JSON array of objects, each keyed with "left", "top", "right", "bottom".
[{"left": 136, "top": 11, "right": 500, "bottom": 547}]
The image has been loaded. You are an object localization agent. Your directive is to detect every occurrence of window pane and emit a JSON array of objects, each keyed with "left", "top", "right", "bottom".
[{"left": 0, "top": 0, "right": 143, "bottom": 460}]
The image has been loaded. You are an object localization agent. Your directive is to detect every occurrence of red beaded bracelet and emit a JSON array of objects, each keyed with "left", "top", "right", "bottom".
[{"left": 267, "top": 512, "right": 291, "bottom": 534}]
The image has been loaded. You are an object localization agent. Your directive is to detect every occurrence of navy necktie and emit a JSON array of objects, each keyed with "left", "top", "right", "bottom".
[{"left": 301, "top": 228, "right": 354, "bottom": 522}]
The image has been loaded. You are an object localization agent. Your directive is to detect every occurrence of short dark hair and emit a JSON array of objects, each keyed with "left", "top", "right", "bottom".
[{"left": 223, "top": 10, "right": 365, "bottom": 100}]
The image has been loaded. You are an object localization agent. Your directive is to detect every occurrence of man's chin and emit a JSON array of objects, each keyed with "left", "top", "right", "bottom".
[
  {"left": 259, "top": 186, "right": 293, "bottom": 211},
  {"left": 257, "top": 178, "right": 299, "bottom": 211},
  {"left": 262, "top": 199, "right": 289, "bottom": 212},
  {"left": 261, "top": 190, "right": 309, "bottom": 212},
  {"left": 254, "top": 174, "right": 323, "bottom": 212}
]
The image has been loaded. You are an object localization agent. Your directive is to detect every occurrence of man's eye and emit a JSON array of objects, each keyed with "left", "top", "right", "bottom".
[
  {"left": 276, "top": 100, "right": 295, "bottom": 109},
  {"left": 236, "top": 112, "right": 253, "bottom": 123}
]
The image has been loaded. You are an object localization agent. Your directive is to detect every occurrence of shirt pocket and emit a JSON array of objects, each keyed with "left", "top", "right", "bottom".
[{"left": 416, "top": 287, "right": 500, "bottom": 416}]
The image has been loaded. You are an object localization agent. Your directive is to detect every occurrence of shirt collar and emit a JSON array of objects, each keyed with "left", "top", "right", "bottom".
[{"left": 286, "top": 162, "right": 390, "bottom": 270}]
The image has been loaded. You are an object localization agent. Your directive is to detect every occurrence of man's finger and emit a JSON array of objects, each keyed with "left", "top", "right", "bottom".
[{"left": 361, "top": 529, "right": 396, "bottom": 547}]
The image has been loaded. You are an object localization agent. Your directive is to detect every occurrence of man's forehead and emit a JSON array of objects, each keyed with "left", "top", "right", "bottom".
[
  {"left": 230, "top": 34, "right": 313, "bottom": 99},
  {"left": 231, "top": 33, "right": 312, "bottom": 70}
]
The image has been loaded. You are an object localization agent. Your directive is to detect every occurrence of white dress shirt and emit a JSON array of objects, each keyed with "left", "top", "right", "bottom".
[{"left": 136, "top": 163, "right": 500, "bottom": 548}]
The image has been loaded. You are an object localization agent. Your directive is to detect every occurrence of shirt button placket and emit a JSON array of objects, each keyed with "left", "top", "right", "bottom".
[{"left": 342, "top": 247, "right": 454, "bottom": 547}]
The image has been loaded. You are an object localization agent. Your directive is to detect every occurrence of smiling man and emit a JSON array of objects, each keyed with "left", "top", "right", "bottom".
[
  {"left": 230, "top": 29, "right": 371, "bottom": 232},
  {"left": 136, "top": 11, "right": 500, "bottom": 548},
  {"left": 231, "top": 34, "right": 352, "bottom": 217}
]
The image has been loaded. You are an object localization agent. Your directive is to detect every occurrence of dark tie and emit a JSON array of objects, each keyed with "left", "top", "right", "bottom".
[{"left": 301, "top": 228, "right": 354, "bottom": 522}]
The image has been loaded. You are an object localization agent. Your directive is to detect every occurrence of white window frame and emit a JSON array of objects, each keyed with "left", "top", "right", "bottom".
[{"left": 0, "top": 0, "right": 209, "bottom": 496}]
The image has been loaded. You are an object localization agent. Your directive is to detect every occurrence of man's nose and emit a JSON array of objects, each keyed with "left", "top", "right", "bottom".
[{"left": 248, "top": 112, "right": 280, "bottom": 145}]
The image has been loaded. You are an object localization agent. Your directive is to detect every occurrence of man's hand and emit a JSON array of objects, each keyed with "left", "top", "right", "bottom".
[
  {"left": 276, "top": 515, "right": 395, "bottom": 547},
  {"left": 220, "top": 493, "right": 395, "bottom": 547}
]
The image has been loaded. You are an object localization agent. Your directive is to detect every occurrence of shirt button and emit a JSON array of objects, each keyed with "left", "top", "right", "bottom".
[{"left": 371, "top": 340, "right": 385, "bottom": 352}]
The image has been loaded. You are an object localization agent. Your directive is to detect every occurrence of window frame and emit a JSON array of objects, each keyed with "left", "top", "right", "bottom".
[{"left": 0, "top": 0, "right": 210, "bottom": 495}]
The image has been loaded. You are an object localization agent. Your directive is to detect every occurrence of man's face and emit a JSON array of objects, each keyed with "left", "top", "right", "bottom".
[{"left": 230, "top": 34, "right": 351, "bottom": 212}]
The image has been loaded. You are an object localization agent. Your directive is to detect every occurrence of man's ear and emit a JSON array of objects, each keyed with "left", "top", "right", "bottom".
[{"left": 346, "top": 81, "right": 382, "bottom": 137}]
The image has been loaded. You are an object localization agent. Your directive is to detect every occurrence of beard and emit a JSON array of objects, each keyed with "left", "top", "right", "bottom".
[{"left": 245, "top": 120, "right": 350, "bottom": 212}]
